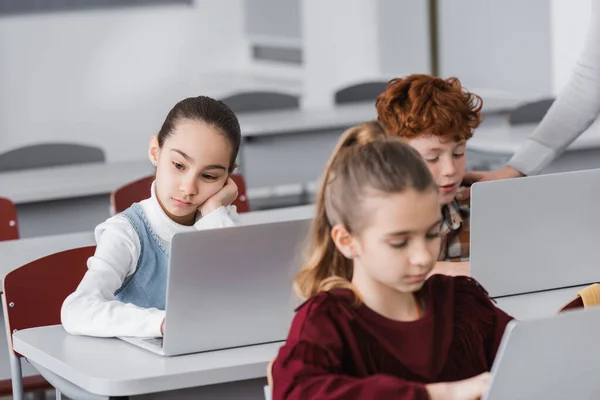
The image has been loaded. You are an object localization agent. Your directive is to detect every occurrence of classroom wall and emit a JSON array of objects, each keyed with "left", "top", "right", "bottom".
[
  {"left": 437, "top": 0, "right": 554, "bottom": 97},
  {"left": 245, "top": 0, "right": 300, "bottom": 41},
  {"left": 549, "top": 0, "right": 591, "bottom": 94},
  {"left": 301, "top": 0, "right": 432, "bottom": 109},
  {"left": 301, "top": 0, "right": 379, "bottom": 109},
  {"left": 0, "top": 0, "right": 248, "bottom": 161},
  {"left": 376, "top": 0, "right": 431, "bottom": 77}
]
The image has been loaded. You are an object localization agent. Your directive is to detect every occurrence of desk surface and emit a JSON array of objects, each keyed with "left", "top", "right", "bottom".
[
  {"left": 239, "top": 95, "right": 533, "bottom": 138},
  {"left": 192, "top": 71, "right": 302, "bottom": 99},
  {"left": 0, "top": 95, "right": 535, "bottom": 205},
  {"left": 468, "top": 115, "right": 600, "bottom": 155},
  {"left": 13, "top": 325, "right": 280, "bottom": 397},
  {"left": 238, "top": 103, "right": 377, "bottom": 137},
  {"left": 0, "top": 205, "right": 315, "bottom": 283},
  {"left": 493, "top": 285, "right": 585, "bottom": 320},
  {"left": 0, "top": 160, "right": 153, "bottom": 205},
  {"left": 12, "top": 283, "right": 585, "bottom": 396}
]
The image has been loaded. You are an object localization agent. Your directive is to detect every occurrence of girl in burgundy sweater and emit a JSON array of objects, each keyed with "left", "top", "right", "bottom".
[{"left": 271, "top": 121, "right": 513, "bottom": 400}]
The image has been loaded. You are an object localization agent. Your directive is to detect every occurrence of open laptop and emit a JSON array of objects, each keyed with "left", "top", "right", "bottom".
[
  {"left": 484, "top": 306, "right": 600, "bottom": 400},
  {"left": 470, "top": 168, "right": 600, "bottom": 298},
  {"left": 119, "top": 218, "right": 311, "bottom": 356}
]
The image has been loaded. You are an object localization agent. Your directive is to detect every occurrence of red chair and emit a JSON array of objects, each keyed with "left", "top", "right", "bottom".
[
  {"left": 2, "top": 246, "right": 96, "bottom": 399},
  {"left": 230, "top": 173, "right": 250, "bottom": 213},
  {"left": 110, "top": 175, "right": 155, "bottom": 215},
  {"left": 0, "top": 197, "right": 19, "bottom": 241},
  {"left": 111, "top": 174, "right": 250, "bottom": 214}
]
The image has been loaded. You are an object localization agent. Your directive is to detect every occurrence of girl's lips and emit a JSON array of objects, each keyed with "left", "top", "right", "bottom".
[
  {"left": 172, "top": 198, "right": 193, "bottom": 207},
  {"left": 439, "top": 184, "right": 457, "bottom": 192},
  {"left": 406, "top": 274, "right": 427, "bottom": 283}
]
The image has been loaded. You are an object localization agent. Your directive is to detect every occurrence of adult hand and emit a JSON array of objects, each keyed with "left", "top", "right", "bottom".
[{"left": 457, "top": 166, "right": 524, "bottom": 200}]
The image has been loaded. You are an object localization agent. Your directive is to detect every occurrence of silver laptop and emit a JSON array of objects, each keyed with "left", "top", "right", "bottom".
[
  {"left": 470, "top": 168, "right": 600, "bottom": 298},
  {"left": 484, "top": 306, "right": 600, "bottom": 400},
  {"left": 119, "top": 218, "right": 311, "bottom": 356}
]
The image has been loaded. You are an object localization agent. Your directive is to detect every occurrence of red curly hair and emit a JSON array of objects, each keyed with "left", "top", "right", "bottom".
[{"left": 376, "top": 74, "right": 482, "bottom": 142}]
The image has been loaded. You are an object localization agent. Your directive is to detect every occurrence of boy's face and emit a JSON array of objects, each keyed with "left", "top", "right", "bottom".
[{"left": 407, "top": 134, "right": 467, "bottom": 205}]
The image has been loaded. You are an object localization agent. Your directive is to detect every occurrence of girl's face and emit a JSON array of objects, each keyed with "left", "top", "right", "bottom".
[
  {"left": 335, "top": 188, "right": 442, "bottom": 296},
  {"left": 149, "top": 119, "right": 232, "bottom": 224},
  {"left": 407, "top": 134, "right": 467, "bottom": 205}
]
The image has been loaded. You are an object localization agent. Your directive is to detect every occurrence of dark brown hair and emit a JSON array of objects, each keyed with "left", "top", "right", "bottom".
[
  {"left": 376, "top": 74, "right": 482, "bottom": 142},
  {"left": 294, "top": 121, "right": 437, "bottom": 300},
  {"left": 157, "top": 96, "right": 241, "bottom": 172}
]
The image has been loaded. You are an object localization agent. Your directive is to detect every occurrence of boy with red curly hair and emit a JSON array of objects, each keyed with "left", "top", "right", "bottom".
[{"left": 376, "top": 74, "right": 482, "bottom": 277}]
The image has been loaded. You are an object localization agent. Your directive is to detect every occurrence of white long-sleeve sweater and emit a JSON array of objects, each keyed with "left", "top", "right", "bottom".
[
  {"left": 509, "top": 0, "right": 600, "bottom": 175},
  {"left": 61, "top": 182, "right": 238, "bottom": 338}
]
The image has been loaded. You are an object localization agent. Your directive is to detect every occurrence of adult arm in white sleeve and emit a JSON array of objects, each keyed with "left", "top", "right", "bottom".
[
  {"left": 509, "top": 0, "right": 600, "bottom": 175},
  {"left": 61, "top": 216, "right": 165, "bottom": 338}
]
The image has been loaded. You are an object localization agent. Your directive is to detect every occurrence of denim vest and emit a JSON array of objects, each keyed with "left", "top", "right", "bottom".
[{"left": 114, "top": 203, "right": 169, "bottom": 310}]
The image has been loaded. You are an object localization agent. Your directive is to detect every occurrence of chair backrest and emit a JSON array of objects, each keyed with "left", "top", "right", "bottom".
[
  {"left": 3, "top": 246, "right": 96, "bottom": 355},
  {"left": 220, "top": 91, "right": 300, "bottom": 113},
  {"left": 0, "top": 143, "right": 105, "bottom": 172},
  {"left": 334, "top": 81, "right": 388, "bottom": 105},
  {"left": 111, "top": 175, "right": 155, "bottom": 214},
  {"left": 509, "top": 98, "right": 555, "bottom": 126},
  {"left": 111, "top": 174, "right": 250, "bottom": 214},
  {"left": 0, "top": 197, "right": 19, "bottom": 241},
  {"left": 560, "top": 284, "right": 600, "bottom": 313}
]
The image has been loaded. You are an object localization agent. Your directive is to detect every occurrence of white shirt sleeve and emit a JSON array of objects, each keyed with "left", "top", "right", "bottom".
[
  {"left": 194, "top": 205, "right": 239, "bottom": 230},
  {"left": 61, "top": 215, "right": 165, "bottom": 338},
  {"left": 509, "top": 0, "right": 600, "bottom": 175}
]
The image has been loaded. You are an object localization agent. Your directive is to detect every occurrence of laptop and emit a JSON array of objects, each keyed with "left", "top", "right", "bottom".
[
  {"left": 470, "top": 168, "right": 600, "bottom": 298},
  {"left": 119, "top": 218, "right": 311, "bottom": 356},
  {"left": 484, "top": 306, "right": 600, "bottom": 400}
]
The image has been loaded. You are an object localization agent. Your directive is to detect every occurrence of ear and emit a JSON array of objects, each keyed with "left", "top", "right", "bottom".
[
  {"left": 331, "top": 224, "right": 357, "bottom": 259},
  {"left": 148, "top": 135, "right": 160, "bottom": 166}
]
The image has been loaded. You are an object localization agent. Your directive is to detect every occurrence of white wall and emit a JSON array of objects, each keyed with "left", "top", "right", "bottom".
[
  {"left": 550, "top": 0, "right": 591, "bottom": 93},
  {"left": 245, "top": 0, "right": 300, "bottom": 42},
  {"left": 0, "top": 1, "right": 248, "bottom": 161},
  {"left": 438, "top": 0, "right": 553, "bottom": 97},
  {"left": 377, "top": 0, "right": 431, "bottom": 77},
  {"left": 301, "top": 0, "right": 431, "bottom": 109},
  {"left": 301, "top": 0, "right": 380, "bottom": 109}
]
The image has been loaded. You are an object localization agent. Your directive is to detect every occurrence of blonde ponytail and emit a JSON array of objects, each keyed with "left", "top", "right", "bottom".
[
  {"left": 294, "top": 120, "right": 436, "bottom": 301},
  {"left": 295, "top": 121, "right": 393, "bottom": 301}
]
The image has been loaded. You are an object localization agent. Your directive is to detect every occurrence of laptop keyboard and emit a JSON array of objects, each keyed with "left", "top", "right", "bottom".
[{"left": 142, "top": 337, "right": 164, "bottom": 348}]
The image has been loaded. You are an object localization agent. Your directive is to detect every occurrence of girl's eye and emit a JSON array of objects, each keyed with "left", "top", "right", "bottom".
[
  {"left": 426, "top": 232, "right": 441, "bottom": 240},
  {"left": 390, "top": 242, "right": 408, "bottom": 249},
  {"left": 202, "top": 174, "right": 218, "bottom": 180},
  {"left": 173, "top": 162, "right": 184, "bottom": 170},
  {"left": 453, "top": 153, "right": 465, "bottom": 158},
  {"left": 425, "top": 157, "right": 439, "bottom": 163}
]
